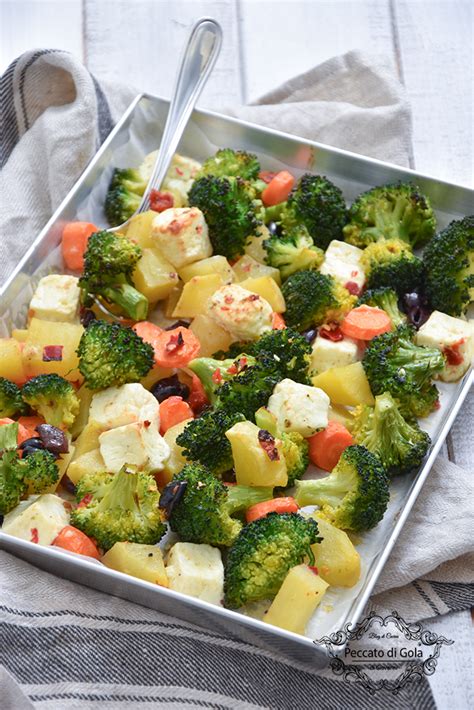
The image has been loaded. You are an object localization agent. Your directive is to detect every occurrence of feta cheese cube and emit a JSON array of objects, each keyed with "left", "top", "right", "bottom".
[
  {"left": 267, "top": 378, "right": 330, "bottom": 437},
  {"left": 416, "top": 311, "right": 474, "bottom": 382},
  {"left": 2, "top": 494, "right": 69, "bottom": 545},
  {"left": 99, "top": 422, "right": 170, "bottom": 473},
  {"left": 30, "top": 275, "right": 80, "bottom": 322},
  {"left": 320, "top": 240, "right": 365, "bottom": 293},
  {"left": 207, "top": 284, "right": 273, "bottom": 341},
  {"left": 89, "top": 383, "right": 160, "bottom": 431},
  {"left": 166, "top": 542, "right": 224, "bottom": 605},
  {"left": 152, "top": 207, "right": 212, "bottom": 268},
  {"left": 311, "top": 334, "right": 360, "bottom": 373}
]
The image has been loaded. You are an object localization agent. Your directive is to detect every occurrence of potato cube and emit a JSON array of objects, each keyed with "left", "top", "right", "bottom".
[
  {"left": 239, "top": 276, "right": 286, "bottom": 313},
  {"left": 102, "top": 542, "right": 168, "bottom": 586},
  {"left": 225, "top": 420, "right": 287, "bottom": 487},
  {"left": 124, "top": 210, "right": 156, "bottom": 249},
  {"left": 0, "top": 338, "right": 27, "bottom": 384},
  {"left": 22, "top": 318, "right": 84, "bottom": 381},
  {"left": 233, "top": 255, "right": 281, "bottom": 285},
  {"left": 166, "top": 542, "right": 224, "bottom": 605},
  {"left": 71, "top": 421, "right": 105, "bottom": 459},
  {"left": 172, "top": 274, "right": 225, "bottom": 318},
  {"left": 12, "top": 329, "right": 28, "bottom": 342},
  {"left": 264, "top": 565, "right": 329, "bottom": 635},
  {"left": 244, "top": 225, "right": 271, "bottom": 264},
  {"left": 190, "top": 314, "right": 233, "bottom": 357},
  {"left": 310, "top": 515, "right": 361, "bottom": 587},
  {"left": 70, "top": 385, "right": 94, "bottom": 439},
  {"left": 132, "top": 248, "right": 179, "bottom": 303},
  {"left": 163, "top": 284, "right": 183, "bottom": 318},
  {"left": 312, "top": 362, "right": 374, "bottom": 407},
  {"left": 178, "top": 256, "right": 234, "bottom": 284},
  {"left": 67, "top": 448, "right": 105, "bottom": 485}
]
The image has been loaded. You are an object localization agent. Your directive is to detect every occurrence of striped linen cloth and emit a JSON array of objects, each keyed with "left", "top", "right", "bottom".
[{"left": 1, "top": 50, "right": 473, "bottom": 709}]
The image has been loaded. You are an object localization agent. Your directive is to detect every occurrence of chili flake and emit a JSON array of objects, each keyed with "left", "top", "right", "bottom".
[
  {"left": 344, "top": 281, "right": 361, "bottom": 296},
  {"left": 149, "top": 190, "right": 174, "bottom": 213},
  {"left": 42, "top": 345, "right": 63, "bottom": 361},
  {"left": 212, "top": 368, "right": 223, "bottom": 384},
  {"left": 258, "top": 429, "right": 280, "bottom": 461},
  {"left": 165, "top": 331, "right": 184, "bottom": 353},
  {"left": 319, "top": 325, "right": 344, "bottom": 342},
  {"left": 30, "top": 528, "right": 39, "bottom": 544}
]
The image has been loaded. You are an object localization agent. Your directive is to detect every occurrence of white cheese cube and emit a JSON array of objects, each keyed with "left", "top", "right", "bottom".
[
  {"left": 166, "top": 542, "right": 224, "bottom": 605},
  {"left": 415, "top": 311, "right": 474, "bottom": 382},
  {"left": 207, "top": 284, "right": 273, "bottom": 341},
  {"left": 89, "top": 383, "right": 160, "bottom": 431},
  {"left": 151, "top": 207, "right": 212, "bottom": 268},
  {"left": 99, "top": 422, "right": 170, "bottom": 473},
  {"left": 311, "top": 334, "right": 360, "bottom": 373},
  {"left": 30, "top": 275, "right": 80, "bottom": 322},
  {"left": 2, "top": 494, "right": 69, "bottom": 545},
  {"left": 267, "top": 378, "right": 330, "bottom": 437},
  {"left": 320, "top": 240, "right": 365, "bottom": 292}
]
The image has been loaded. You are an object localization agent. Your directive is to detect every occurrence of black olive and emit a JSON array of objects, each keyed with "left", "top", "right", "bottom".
[
  {"left": 159, "top": 480, "right": 188, "bottom": 518},
  {"left": 303, "top": 328, "right": 318, "bottom": 344},
  {"left": 151, "top": 374, "right": 190, "bottom": 403},
  {"left": 80, "top": 308, "right": 97, "bottom": 327},
  {"left": 22, "top": 446, "right": 44, "bottom": 459},
  {"left": 61, "top": 475, "right": 76, "bottom": 495},
  {"left": 164, "top": 320, "right": 190, "bottom": 331},
  {"left": 18, "top": 437, "right": 44, "bottom": 451},
  {"left": 266, "top": 221, "right": 281, "bottom": 236},
  {"left": 35, "top": 424, "right": 69, "bottom": 455}
]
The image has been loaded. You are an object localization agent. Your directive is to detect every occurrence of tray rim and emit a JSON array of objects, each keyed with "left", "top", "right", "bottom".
[{"left": 1, "top": 91, "right": 472, "bottom": 660}]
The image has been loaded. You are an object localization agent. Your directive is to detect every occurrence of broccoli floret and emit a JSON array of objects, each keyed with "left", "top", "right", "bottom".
[
  {"left": 110, "top": 168, "right": 148, "bottom": 195},
  {"left": 77, "top": 320, "right": 154, "bottom": 390},
  {"left": 79, "top": 230, "right": 148, "bottom": 321},
  {"left": 343, "top": 182, "right": 436, "bottom": 248},
  {"left": 286, "top": 174, "right": 347, "bottom": 250},
  {"left": 162, "top": 464, "right": 273, "bottom": 547},
  {"left": 216, "top": 358, "right": 280, "bottom": 421},
  {"left": 71, "top": 464, "right": 165, "bottom": 551},
  {"left": 0, "top": 423, "right": 59, "bottom": 515},
  {"left": 187, "top": 355, "right": 256, "bottom": 405},
  {"left": 0, "top": 377, "right": 27, "bottom": 418},
  {"left": 360, "top": 239, "right": 425, "bottom": 294},
  {"left": 263, "top": 225, "right": 324, "bottom": 280},
  {"left": 176, "top": 410, "right": 246, "bottom": 476},
  {"left": 357, "top": 287, "right": 406, "bottom": 327},
  {"left": 104, "top": 166, "right": 148, "bottom": 227},
  {"left": 282, "top": 270, "right": 356, "bottom": 331},
  {"left": 224, "top": 512, "right": 320, "bottom": 608},
  {"left": 197, "top": 148, "right": 260, "bottom": 181},
  {"left": 188, "top": 176, "right": 259, "bottom": 260},
  {"left": 362, "top": 325, "right": 445, "bottom": 418},
  {"left": 295, "top": 445, "right": 389, "bottom": 532},
  {"left": 22, "top": 374, "right": 79, "bottom": 430},
  {"left": 255, "top": 407, "right": 309, "bottom": 487},
  {"left": 424, "top": 216, "right": 474, "bottom": 317},
  {"left": 351, "top": 392, "right": 431, "bottom": 476}
]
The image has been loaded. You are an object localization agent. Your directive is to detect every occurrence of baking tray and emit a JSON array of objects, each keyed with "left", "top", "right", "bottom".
[{"left": 1, "top": 93, "right": 472, "bottom": 669}]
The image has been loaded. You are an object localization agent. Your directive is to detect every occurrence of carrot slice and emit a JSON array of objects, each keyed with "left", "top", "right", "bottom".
[
  {"left": 17, "top": 415, "right": 45, "bottom": 442},
  {"left": 159, "top": 396, "right": 194, "bottom": 434},
  {"left": 132, "top": 321, "right": 163, "bottom": 350},
  {"left": 308, "top": 420, "right": 354, "bottom": 471},
  {"left": 272, "top": 312, "right": 286, "bottom": 330},
  {"left": 153, "top": 327, "right": 200, "bottom": 368},
  {"left": 52, "top": 525, "right": 100, "bottom": 559},
  {"left": 341, "top": 305, "right": 392, "bottom": 340},
  {"left": 261, "top": 171, "right": 295, "bottom": 207},
  {"left": 188, "top": 373, "right": 209, "bottom": 414},
  {"left": 246, "top": 497, "right": 299, "bottom": 523},
  {"left": 62, "top": 222, "right": 98, "bottom": 271}
]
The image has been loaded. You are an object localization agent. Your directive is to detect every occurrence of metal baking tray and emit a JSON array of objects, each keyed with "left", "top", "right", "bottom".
[{"left": 1, "top": 93, "right": 472, "bottom": 669}]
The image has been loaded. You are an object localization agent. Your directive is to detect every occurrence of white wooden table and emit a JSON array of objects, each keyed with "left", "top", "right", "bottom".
[{"left": 1, "top": 1, "right": 473, "bottom": 707}]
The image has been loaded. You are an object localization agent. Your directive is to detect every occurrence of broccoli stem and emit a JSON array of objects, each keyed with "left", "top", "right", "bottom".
[
  {"left": 392, "top": 341, "right": 444, "bottom": 384},
  {"left": 0, "top": 422, "right": 18, "bottom": 451},
  {"left": 295, "top": 474, "right": 355, "bottom": 508},
  {"left": 101, "top": 283, "right": 149, "bottom": 321},
  {"left": 97, "top": 466, "right": 140, "bottom": 515},
  {"left": 225, "top": 485, "right": 274, "bottom": 515}
]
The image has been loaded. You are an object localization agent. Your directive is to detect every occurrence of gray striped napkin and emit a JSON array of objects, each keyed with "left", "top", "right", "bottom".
[{"left": 1, "top": 49, "right": 473, "bottom": 709}]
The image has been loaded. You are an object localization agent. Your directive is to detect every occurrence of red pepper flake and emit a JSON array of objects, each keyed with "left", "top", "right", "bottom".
[
  {"left": 149, "top": 189, "right": 174, "bottom": 213},
  {"left": 30, "top": 528, "right": 39, "bottom": 544},
  {"left": 165, "top": 331, "right": 184, "bottom": 353},
  {"left": 226, "top": 363, "right": 238, "bottom": 375},
  {"left": 344, "top": 281, "right": 361, "bottom": 296},
  {"left": 443, "top": 339, "right": 465, "bottom": 366},
  {"left": 308, "top": 565, "right": 319, "bottom": 575},
  {"left": 320, "top": 325, "right": 344, "bottom": 342},
  {"left": 258, "top": 429, "right": 280, "bottom": 461},
  {"left": 143, "top": 420, "right": 151, "bottom": 428},
  {"left": 224, "top": 295, "right": 234, "bottom": 305},
  {"left": 77, "top": 493, "right": 93, "bottom": 509},
  {"left": 434, "top": 399, "right": 441, "bottom": 410},
  {"left": 42, "top": 345, "right": 63, "bottom": 362},
  {"left": 245, "top": 294, "right": 260, "bottom": 302},
  {"left": 259, "top": 171, "right": 278, "bottom": 184},
  {"left": 175, "top": 167, "right": 184, "bottom": 176},
  {"left": 212, "top": 368, "right": 223, "bottom": 384},
  {"left": 351, "top": 270, "right": 358, "bottom": 278}
]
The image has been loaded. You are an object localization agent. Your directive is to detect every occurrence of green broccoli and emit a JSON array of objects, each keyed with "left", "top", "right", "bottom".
[
  {"left": 216, "top": 358, "right": 281, "bottom": 421},
  {"left": 357, "top": 287, "right": 406, "bottom": 327},
  {"left": 424, "top": 216, "right": 474, "bottom": 317},
  {"left": 294, "top": 445, "right": 389, "bottom": 532},
  {"left": 77, "top": 320, "right": 154, "bottom": 390},
  {"left": 176, "top": 409, "right": 246, "bottom": 476},
  {"left": 0, "top": 422, "right": 59, "bottom": 515},
  {"left": 263, "top": 225, "right": 324, "bottom": 280},
  {"left": 281, "top": 270, "right": 356, "bottom": 331},
  {"left": 286, "top": 174, "right": 348, "bottom": 250},
  {"left": 224, "top": 512, "right": 321, "bottom": 608},
  {"left": 187, "top": 355, "right": 257, "bottom": 404},
  {"left": 360, "top": 238, "right": 425, "bottom": 294},
  {"left": 362, "top": 325, "right": 445, "bottom": 418},
  {"left": 79, "top": 230, "right": 148, "bottom": 321},
  {"left": 104, "top": 168, "right": 148, "bottom": 227},
  {"left": 255, "top": 407, "right": 309, "bottom": 487},
  {"left": 21, "top": 374, "right": 79, "bottom": 430},
  {"left": 351, "top": 392, "right": 431, "bottom": 476},
  {"left": 197, "top": 148, "right": 260, "bottom": 181},
  {"left": 343, "top": 182, "right": 436, "bottom": 248},
  {"left": 161, "top": 463, "right": 273, "bottom": 547},
  {"left": 71, "top": 464, "right": 166, "bottom": 551},
  {"left": 188, "top": 176, "right": 259, "bottom": 260},
  {"left": 0, "top": 377, "right": 27, "bottom": 418}
]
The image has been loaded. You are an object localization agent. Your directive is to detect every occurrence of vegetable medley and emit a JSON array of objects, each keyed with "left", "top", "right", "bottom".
[{"left": 1, "top": 147, "right": 473, "bottom": 637}]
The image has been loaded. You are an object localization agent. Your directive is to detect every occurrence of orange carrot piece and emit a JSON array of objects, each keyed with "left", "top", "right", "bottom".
[
  {"left": 132, "top": 321, "right": 163, "bottom": 351},
  {"left": 308, "top": 420, "right": 354, "bottom": 471},
  {"left": 261, "top": 171, "right": 295, "bottom": 207},
  {"left": 152, "top": 327, "right": 200, "bottom": 368},
  {"left": 246, "top": 497, "right": 299, "bottom": 523},
  {"left": 341, "top": 305, "right": 392, "bottom": 341},
  {"left": 188, "top": 373, "right": 209, "bottom": 414},
  {"left": 272, "top": 312, "right": 286, "bottom": 330},
  {"left": 62, "top": 222, "right": 98, "bottom": 271},
  {"left": 52, "top": 525, "right": 100, "bottom": 559},
  {"left": 159, "top": 396, "right": 194, "bottom": 434},
  {"left": 17, "top": 415, "right": 45, "bottom": 441}
]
